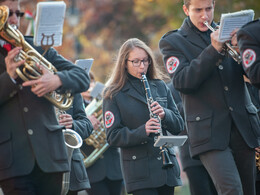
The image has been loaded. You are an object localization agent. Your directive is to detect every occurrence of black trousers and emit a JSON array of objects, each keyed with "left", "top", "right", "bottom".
[
  {"left": 132, "top": 185, "right": 174, "bottom": 195},
  {"left": 0, "top": 163, "right": 63, "bottom": 195},
  {"left": 200, "top": 123, "right": 256, "bottom": 195},
  {"left": 185, "top": 165, "right": 217, "bottom": 195},
  {"left": 86, "top": 177, "right": 123, "bottom": 195}
]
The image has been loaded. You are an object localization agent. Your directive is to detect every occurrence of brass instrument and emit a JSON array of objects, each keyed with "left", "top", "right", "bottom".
[
  {"left": 141, "top": 73, "right": 173, "bottom": 169},
  {"left": 82, "top": 98, "right": 109, "bottom": 168},
  {"left": 256, "top": 151, "right": 260, "bottom": 171},
  {"left": 0, "top": 6, "right": 73, "bottom": 110},
  {"left": 56, "top": 109, "right": 83, "bottom": 195},
  {"left": 203, "top": 21, "right": 242, "bottom": 64},
  {"left": 61, "top": 129, "right": 83, "bottom": 195}
]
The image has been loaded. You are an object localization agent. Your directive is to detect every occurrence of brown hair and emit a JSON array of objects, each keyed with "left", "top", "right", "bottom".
[
  {"left": 103, "top": 38, "right": 165, "bottom": 100},
  {"left": 184, "top": 0, "right": 215, "bottom": 8}
]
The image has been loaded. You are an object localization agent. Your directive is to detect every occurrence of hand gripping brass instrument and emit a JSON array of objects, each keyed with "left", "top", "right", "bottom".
[
  {"left": 0, "top": 6, "right": 73, "bottom": 110},
  {"left": 56, "top": 109, "right": 83, "bottom": 195},
  {"left": 203, "top": 21, "right": 242, "bottom": 64},
  {"left": 141, "top": 73, "right": 173, "bottom": 169}
]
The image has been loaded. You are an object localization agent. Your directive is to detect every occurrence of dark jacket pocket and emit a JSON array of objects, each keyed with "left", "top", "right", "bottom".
[
  {"left": 246, "top": 104, "right": 260, "bottom": 137},
  {"left": 46, "top": 124, "right": 68, "bottom": 161},
  {"left": 0, "top": 132, "right": 12, "bottom": 170},
  {"left": 71, "top": 151, "right": 88, "bottom": 182},
  {"left": 122, "top": 148, "right": 149, "bottom": 183},
  {"left": 186, "top": 111, "right": 212, "bottom": 147}
]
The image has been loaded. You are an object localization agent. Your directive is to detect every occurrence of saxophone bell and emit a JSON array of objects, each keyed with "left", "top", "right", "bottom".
[{"left": 55, "top": 108, "right": 83, "bottom": 195}]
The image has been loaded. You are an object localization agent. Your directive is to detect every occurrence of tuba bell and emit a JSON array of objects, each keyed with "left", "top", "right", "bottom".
[
  {"left": 0, "top": 5, "right": 73, "bottom": 110},
  {"left": 81, "top": 82, "right": 109, "bottom": 168}
]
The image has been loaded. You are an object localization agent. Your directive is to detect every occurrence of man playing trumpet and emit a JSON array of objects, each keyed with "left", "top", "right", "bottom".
[{"left": 159, "top": 0, "right": 260, "bottom": 194}]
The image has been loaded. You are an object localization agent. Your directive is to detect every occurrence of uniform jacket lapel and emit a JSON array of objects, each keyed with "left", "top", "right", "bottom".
[
  {"left": 149, "top": 81, "right": 158, "bottom": 100},
  {"left": 122, "top": 80, "right": 147, "bottom": 104},
  {"left": 179, "top": 18, "right": 210, "bottom": 50}
]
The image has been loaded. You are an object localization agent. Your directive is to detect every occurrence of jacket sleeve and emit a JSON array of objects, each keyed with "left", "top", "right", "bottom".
[
  {"left": 45, "top": 47, "right": 90, "bottom": 94},
  {"left": 71, "top": 94, "right": 93, "bottom": 140},
  {"left": 103, "top": 96, "right": 153, "bottom": 148},
  {"left": 159, "top": 35, "right": 224, "bottom": 94},
  {"left": 160, "top": 83, "right": 184, "bottom": 135}
]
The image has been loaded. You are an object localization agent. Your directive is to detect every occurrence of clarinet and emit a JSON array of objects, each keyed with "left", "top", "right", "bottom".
[{"left": 141, "top": 73, "right": 173, "bottom": 169}]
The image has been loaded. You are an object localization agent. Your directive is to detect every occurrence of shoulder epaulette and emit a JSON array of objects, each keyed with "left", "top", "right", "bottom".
[{"left": 162, "top": 29, "right": 178, "bottom": 38}]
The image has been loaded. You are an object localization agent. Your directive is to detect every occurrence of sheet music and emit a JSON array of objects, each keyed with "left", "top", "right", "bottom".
[
  {"left": 33, "top": 1, "right": 66, "bottom": 47},
  {"left": 75, "top": 58, "right": 94, "bottom": 74},
  {"left": 219, "top": 9, "right": 254, "bottom": 42}
]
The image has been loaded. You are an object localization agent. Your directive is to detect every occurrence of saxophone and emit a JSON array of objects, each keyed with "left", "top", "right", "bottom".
[
  {"left": 141, "top": 73, "right": 173, "bottom": 169},
  {"left": 56, "top": 109, "right": 83, "bottom": 195}
]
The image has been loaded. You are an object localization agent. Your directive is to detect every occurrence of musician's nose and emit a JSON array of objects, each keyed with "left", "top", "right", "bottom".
[
  {"left": 201, "top": 10, "right": 208, "bottom": 20},
  {"left": 8, "top": 14, "right": 19, "bottom": 26}
]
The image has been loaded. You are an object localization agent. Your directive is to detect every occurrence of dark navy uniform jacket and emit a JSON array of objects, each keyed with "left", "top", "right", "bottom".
[
  {"left": 238, "top": 19, "right": 260, "bottom": 88},
  {"left": 0, "top": 37, "right": 89, "bottom": 181},
  {"left": 159, "top": 17, "right": 260, "bottom": 158},
  {"left": 103, "top": 75, "right": 184, "bottom": 193}
]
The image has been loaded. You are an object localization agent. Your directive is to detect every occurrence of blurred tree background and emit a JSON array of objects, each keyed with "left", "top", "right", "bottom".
[{"left": 19, "top": 0, "right": 260, "bottom": 83}]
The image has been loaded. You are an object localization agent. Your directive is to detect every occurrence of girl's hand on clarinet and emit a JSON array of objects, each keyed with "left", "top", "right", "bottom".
[
  {"left": 151, "top": 101, "right": 165, "bottom": 120},
  {"left": 145, "top": 118, "right": 160, "bottom": 136}
]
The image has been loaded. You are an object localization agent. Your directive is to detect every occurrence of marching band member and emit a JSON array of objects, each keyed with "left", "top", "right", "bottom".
[
  {"left": 81, "top": 72, "right": 123, "bottom": 195},
  {"left": 167, "top": 82, "right": 217, "bottom": 195},
  {"left": 103, "top": 38, "right": 184, "bottom": 195},
  {"left": 159, "top": 0, "right": 260, "bottom": 194},
  {"left": 238, "top": 20, "right": 260, "bottom": 194},
  {"left": 0, "top": 0, "right": 89, "bottom": 194}
]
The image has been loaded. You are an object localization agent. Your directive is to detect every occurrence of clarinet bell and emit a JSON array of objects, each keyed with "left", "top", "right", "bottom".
[{"left": 161, "top": 148, "right": 174, "bottom": 169}]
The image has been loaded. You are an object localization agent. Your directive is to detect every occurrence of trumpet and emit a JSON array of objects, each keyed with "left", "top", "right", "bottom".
[{"left": 203, "top": 21, "right": 242, "bottom": 64}]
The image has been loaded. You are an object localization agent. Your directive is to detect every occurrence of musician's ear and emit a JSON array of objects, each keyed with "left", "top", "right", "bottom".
[{"left": 183, "top": 4, "right": 189, "bottom": 16}]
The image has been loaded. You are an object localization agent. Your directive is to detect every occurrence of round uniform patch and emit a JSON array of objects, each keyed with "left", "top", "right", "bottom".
[
  {"left": 105, "top": 111, "right": 115, "bottom": 128},
  {"left": 242, "top": 49, "right": 256, "bottom": 68},
  {"left": 166, "top": 56, "right": 179, "bottom": 74}
]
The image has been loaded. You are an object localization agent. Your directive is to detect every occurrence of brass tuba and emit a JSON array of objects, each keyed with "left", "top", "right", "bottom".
[
  {"left": 81, "top": 82, "right": 109, "bottom": 168},
  {"left": 0, "top": 6, "right": 73, "bottom": 110}
]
